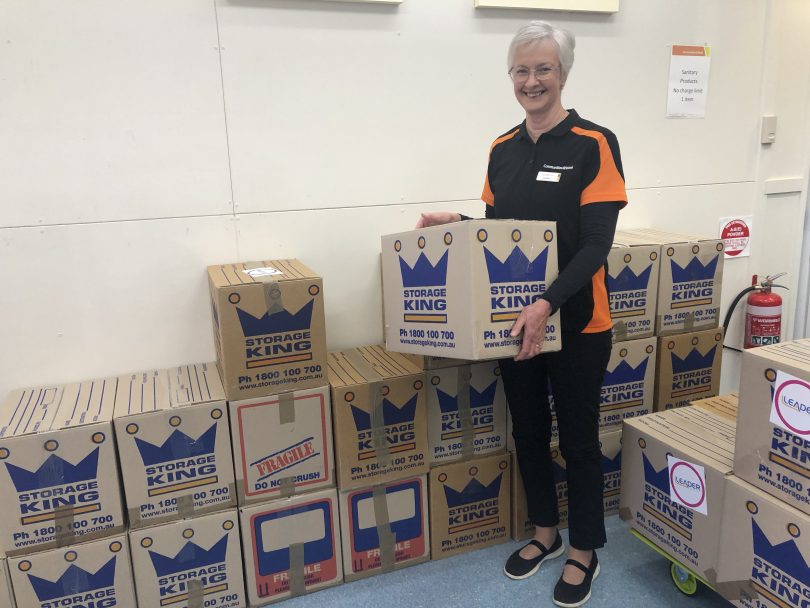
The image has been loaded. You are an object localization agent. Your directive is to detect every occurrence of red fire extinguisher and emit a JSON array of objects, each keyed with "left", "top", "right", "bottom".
[
  {"left": 744, "top": 274, "right": 785, "bottom": 348},
  {"left": 723, "top": 273, "right": 788, "bottom": 351}
]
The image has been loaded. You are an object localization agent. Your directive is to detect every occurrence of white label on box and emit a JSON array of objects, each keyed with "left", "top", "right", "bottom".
[
  {"left": 355, "top": 488, "right": 416, "bottom": 529},
  {"left": 243, "top": 267, "right": 282, "bottom": 277},
  {"left": 259, "top": 510, "right": 326, "bottom": 549},
  {"left": 667, "top": 455, "right": 708, "bottom": 515},
  {"left": 770, "top": 370, "right": 810, "bottom": 435}
]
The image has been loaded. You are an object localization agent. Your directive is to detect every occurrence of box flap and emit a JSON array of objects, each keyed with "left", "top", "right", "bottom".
[
  {"left": 167, "top": 362, "right": 226, "bottom": 409},
  {"left": 113, "top": 370, "right": 171, "bottom": 417},
  {"left": 0, "top": 386, "right": 62, "bottom": 438},
  {"left": 208, "top": 259, "right": 319, "bottom": 288},
  {"left": 53, "top": 378, "right": 118, "bottom": 429},
  {"left": 327, "top": 346, "right": 421, "bottom": 388}
]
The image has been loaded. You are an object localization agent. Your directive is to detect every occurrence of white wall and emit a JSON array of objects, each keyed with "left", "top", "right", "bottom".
[{"left": 1, "top": 0, "right": 809, "bottom": 399}]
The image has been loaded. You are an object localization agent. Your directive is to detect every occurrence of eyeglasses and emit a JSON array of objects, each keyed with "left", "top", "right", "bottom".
[{"left": 509, "top": 66, "right": 559, "bottom": 83}]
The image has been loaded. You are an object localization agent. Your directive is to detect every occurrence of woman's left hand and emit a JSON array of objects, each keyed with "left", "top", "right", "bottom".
[{"left": 510, "top": 298, "right": 552, "bottom": 361}]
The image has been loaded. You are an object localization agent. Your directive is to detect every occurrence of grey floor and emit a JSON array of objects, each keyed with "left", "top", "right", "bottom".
[{"left": 279, "top": 515, "right": 731, "bottom": 607}]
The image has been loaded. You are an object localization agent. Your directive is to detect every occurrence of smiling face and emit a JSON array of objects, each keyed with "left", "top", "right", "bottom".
[{"left": 511, "top": 39, "right": 566, "bottom": 121}]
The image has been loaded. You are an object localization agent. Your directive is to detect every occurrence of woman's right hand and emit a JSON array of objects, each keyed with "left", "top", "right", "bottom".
[{"left": 415, "top": 212, "right": 461, "bottom": 229}]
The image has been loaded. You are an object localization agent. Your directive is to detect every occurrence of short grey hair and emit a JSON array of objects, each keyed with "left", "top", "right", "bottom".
[{"left": 507, "top": 21, "right": 576, "bottom": 80}]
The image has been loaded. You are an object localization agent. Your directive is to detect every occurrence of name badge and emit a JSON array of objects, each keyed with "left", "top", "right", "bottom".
[{"left": 536, "top": 171, "right": 561, "bottom": 182}]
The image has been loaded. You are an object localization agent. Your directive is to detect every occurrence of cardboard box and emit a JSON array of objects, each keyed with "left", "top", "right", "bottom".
[
  {"left": 0, "top": 559, "right": 14, "bottom": 608},
  {"left": 715, "top": 475, "right": 810, "bottom": 607},
  {"left": 654, "top": 328, "right": 724, "bottom": 411},
  {"left": 429, "top": 452, "right": 510, "bottom": 559},
  {"left": 113, "top": 363, "right": 236, "bottom": 528},
  {"left": 129, "top": 508, "right": 245, "bottom": 608},
  {"left": 619, "top": 406, "right": 737, "bottom": 583},
  {"left": 240, "top": 488, "right": 342, "bottom": 605},
  {"left": 381, "top": 220, "right": 561, "bottom": 360},
  {"left": 8, "top": 534, "right": 136, "bottom": 608},
  {"left": 607, "top": 243, "right": 660, "bottom": 341},
  {"left": 510, "top": 430, "right": 623, "bottom": 541},
  {"left": 691, "top": 393, "right": 738, "bottom": 422},
  {"left": 230, "top": 385, "right": 334, "bottom": 505},
  {"left": 207, "top": 260, "right": 328, "bottom": 401},
  {"left": 426, "top": 361, "right": 507, "bottom": 464},
  {"left": 600, "top": 337, "right": 657, "bottom": 428},
  {"left": 614, "top": 229, "right": 724, "bottom": 336},
  {"left": 338, "top": 475, "right": 429, "bottom": 581},
  {"left": 0, "top": 380, "right": 124, "bottom": 555},
  {"left": 328, "top": 346, "right": 429, "bottom": 490},
  {"left": 734, "top": 339, "right": 810, "bottom": 515}
]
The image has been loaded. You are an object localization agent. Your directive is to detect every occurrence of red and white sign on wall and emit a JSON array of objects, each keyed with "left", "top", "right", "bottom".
[{"left": 718, "top": 216, "right": 752, "bottom": 258}]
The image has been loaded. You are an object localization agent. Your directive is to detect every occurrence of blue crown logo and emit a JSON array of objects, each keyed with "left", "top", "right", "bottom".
[
  {"left": 149, "top": 535, "right": 228, "bottom": 577},
  {"left": 6, "top": 448, "right": 99, "bottom": 492},
  {"left": 350, "top": 395, "right": 418, "bottom": 432},
  {"left": 484, "top": 247, "right": 548, "bottom": 284},
  {"left": 443, "top": 474, "right": 502, "bottom": 508},
  {"left": 235, "top": 299, "right": 314, "bottom": 337},
  {"left": 436, "top": 381, "right": 499, "bottom": 414},
  {"left": 671, "top": 347, "right": 716, "bottom": 375},
  {"left": 603, "top": 359, "right": 649, "bottom": 386},
  {"left": 602, "top": 450, "right": 622, "bottom": 475},
  {"left": 134, "top": 423, "right": 217, "bottom": 467},
  {"left": 608, "top": 264, "right": 652, "bottom": 292},
  {"left": 399, "top": 251, "right": 449, "bottom": 288},
  {"left": 670, "top": 256, "right": 719, "bottom": 284},
  {"left": 642, "top": 453, "right": 670, "bottom": 494},
  {"left": 28, "top": 557, "right": 116, "bottom": 601},
  {"left": 752, "top": 519, "right": 810, "bottom": 583}
]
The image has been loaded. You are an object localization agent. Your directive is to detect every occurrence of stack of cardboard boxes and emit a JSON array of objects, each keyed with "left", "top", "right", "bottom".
[
  {"left": 207, "top": 259, "right": 341, "bottom": 605},
  {"left": 113, "top": 363, "right": 246, "bottom": 608},
  {"left": 620, "top": 339, "right": 810, "bottom": 606},
  {"left": 612, "top": 229, "right": 725, "bottom": 412},
  {"left": 0, "top": 378, "right": 137, "bottom": 607}
]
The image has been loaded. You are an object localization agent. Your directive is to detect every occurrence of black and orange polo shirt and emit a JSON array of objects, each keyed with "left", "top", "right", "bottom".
[{"left": 481, "top": 109, "right": 628, "bottom": 334}]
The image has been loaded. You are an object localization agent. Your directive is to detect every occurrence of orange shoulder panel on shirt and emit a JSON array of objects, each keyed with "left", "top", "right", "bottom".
[
  {"left": 582, "top": 266, "right": 613, "bottom": 333},
  {"left": 571, "top": 126, "right": 628, "bottom": 207},
  {"left": 481, "top": 128, "right": 520, "bottom": 206}
]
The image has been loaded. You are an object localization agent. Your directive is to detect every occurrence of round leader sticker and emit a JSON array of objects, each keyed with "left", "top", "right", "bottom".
[
  {"left": 773, "top": 378, "right": 810, "bottom": 435},
  {"left": 720, "top": 218, "right": 751, "bottom": 257},
  {"left": 669, "top": 461, "right": 706, "bottom": 509}
]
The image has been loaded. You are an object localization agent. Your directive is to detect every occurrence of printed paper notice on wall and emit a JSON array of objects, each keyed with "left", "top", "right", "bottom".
[
  {"left": 667, "top": 455, "right": 708, "bottom": 515},
  {"left": 719, "top": 216, "right": 752, "bottom": 259},
  {"left": 666, "top": 45, "right": 711, "bottom": 118}
]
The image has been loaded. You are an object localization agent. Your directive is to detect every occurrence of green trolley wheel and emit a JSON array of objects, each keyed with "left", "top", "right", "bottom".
[{"left": 671, "top": 562, "right": 699, "bottom": 596}]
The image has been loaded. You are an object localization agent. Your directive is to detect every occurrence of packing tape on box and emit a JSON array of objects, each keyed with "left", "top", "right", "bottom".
[
  {"left": 372, "top": 485, "right": 396, "bottom": 573},
  {"left": 177, "top": 495, "right": 195, "bottom": 519},
  {"left": 279, "top": 391, "right": 296, "bottom": 425},
  {"left": 278, "top": 476, "right": 296, "bottom": 498},
  {"left": 244, "top": 262, "right": 286, "bottom": 315},
  {"left": 612, "top": 320, "right": 629, "bottom": 342},
  {"left": 54, "top": 505, "right": 76, "bottom": 546},
  {"left": 456, "top": 366, "right": 475, "bottom": 460},
  {"left": 618, "top": 507, "right": 633, "bottom": 522},
  {"left": 702, "top": 568, "right": 717, "bottom": 586},
  {"left": 288, "top": 542, "right": 306, "bottom": 597},
  {"left": 187, "top": 579, "right": 204, "bottom": 608},
  {"left": 344, "top": 350, "right": 391, "bottom": 467}
]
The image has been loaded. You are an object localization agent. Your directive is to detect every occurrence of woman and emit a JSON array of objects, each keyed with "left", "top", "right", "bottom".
[{"left": 417, "top": 21, "right": 626, "bottom": 608}]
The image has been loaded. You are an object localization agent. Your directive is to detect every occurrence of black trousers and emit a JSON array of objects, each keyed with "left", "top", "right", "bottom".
[{"left": 499, "top": 330, "right": 613, "bottom": 550}]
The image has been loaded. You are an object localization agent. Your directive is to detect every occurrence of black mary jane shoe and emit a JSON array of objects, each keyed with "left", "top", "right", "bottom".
[
  {"left": 553, "top": 551, "right": 600, "bottom": 607},
  {"left": 503, "top": 532, "right": 564, "bottom": 580}
]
